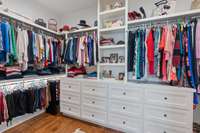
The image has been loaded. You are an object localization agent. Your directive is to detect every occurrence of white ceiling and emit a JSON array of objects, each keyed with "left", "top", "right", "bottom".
[{"left": 35, "top": 0, "right": 97, "bottom": 15}]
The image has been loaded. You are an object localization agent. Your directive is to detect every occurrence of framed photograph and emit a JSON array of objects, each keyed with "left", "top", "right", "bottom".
[
  {"left": 110, "top": 53, "right": 118, "bottom": 63},
  {"left": 118, "top": 73, "right": 125, "bottom": 80},
  {"left": 119, "top": 56, "right": 125, "bottom": 63}
]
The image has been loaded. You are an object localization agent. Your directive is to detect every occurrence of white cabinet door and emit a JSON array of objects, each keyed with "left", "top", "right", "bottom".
[
  {"left": 144, "top": 86, "right": 192, "bottom": 110},
  {"left": 82, "top": 106, "right": 107, "bottom": 125},
  {"left": 108, "top": 113, "right": 143, "bottom": 133},
  {"left": 109, "top": 99, "right": 143, "bottom": 117},
  {"left": 144, "top": 121, "right": 192, "bottom": 133},
  {"left": 82, "top": 95, "right": 107, "bottom": 110},
  {"left": 144, "top": 105, "right": 193, "bottom": 128},
  {"left": 60, "top": 101, "right": 80, "bottom": 117},
  {"left": 109, "top": 84, "right": 143, "bottom": 102}
]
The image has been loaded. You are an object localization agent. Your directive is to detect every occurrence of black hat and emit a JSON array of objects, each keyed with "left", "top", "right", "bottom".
[{"left": 78, "top": 20, "right": 90, "bottom": 27}]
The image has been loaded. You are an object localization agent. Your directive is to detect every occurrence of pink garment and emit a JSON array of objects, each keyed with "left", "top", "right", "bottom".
[
  {"left": 196, "top": 21, "right": 200, "bottom": 59},
  {"left": 3, "top": 94, "right": 8, "bottom": 122}
]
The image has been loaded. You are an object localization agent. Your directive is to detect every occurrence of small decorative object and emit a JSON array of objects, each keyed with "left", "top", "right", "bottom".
[
  {"left": 110, "top": 53, "right": 118, "bottom": 63},
  {"left": 113, "top": 0, "right": 123, "bottom": 9},
  {"left": 119, "top": 56, "right": 125, "bottom": 63},
  {"left": 119, "top": 73, "right": 125, "bottom": 80},
  {"left": 191, "top": 0, "right": 200, "bottom": 9},
  {"left": 48, "top": 18, "right": 57, "bottom": 32}
]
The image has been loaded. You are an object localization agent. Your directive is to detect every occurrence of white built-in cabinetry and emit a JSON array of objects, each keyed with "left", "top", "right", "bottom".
[{"left": 60, "top": 78, "right": 193, "bottom": 133}]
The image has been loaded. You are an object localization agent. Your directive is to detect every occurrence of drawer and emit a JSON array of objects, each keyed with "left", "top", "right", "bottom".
[
  {"left": 61, "top": 82, "right": 81, "bottom": 93},
  {"left": 109, "top": 84, "right": 143, "bottom": 102},
  {"left": 60, "top": 91, "right": 80, "bottom": 105},
  {"left": 144, "top": 87, "right": 192, "bottom": 110},
  {"left": 109, "top": 100, "right": 143, "bottom": 117},
  {"left": 60, "top": 101, "right": 80, "bottom": 117},
  {"left": 82, "top": 95, "right": 107, "bottom": 110},
  {"left": 82, "top": 107, "right": 107, "bottom": 124},
  {"left": 108, "top": 113, "right": 143, "bottom": 133},
  {"left": 144, "top": 121, "right": 192, "bottom": 133},
  {"left": 82, "top": 82, "right": 107, "bottom": 97},
  {"left": 144, "top": 105, "right": 192, "bottom": 128}
]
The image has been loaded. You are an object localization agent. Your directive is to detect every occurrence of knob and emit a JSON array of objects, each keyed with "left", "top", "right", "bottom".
[
  {"left": 68, "top": 108, "right": 71, "bottom": 111},
  {"left": 164, "top": 114, "right": 167, "bottom": 117},
  {"left": 164, "top": 97, "right": 168, "bottom": 100},
  {"left": 92, "top": 114, "right": 94, "bottom": 117},
  {"left": 123, "top": 92, "right": 126, "bottom": 95},
  {"left": 92, "top": 89, "right": 95, "bottom": 91},
  {"left": 163, "top": 131, "right": 167, "bottom": 133},
  {"left": 68, "top": 97, "right": 71, "bottom": 100},
  {"left": 123, "top": 121, "right": 126, "bottom": 125},
  {"left": 69, "top": 85, "right": 71, "bottom": 88},
  {"left": 123, "top": 106, "right": 126, "bottom": 110},
  {"left": 92, "top": 101, "right": 95, "bottom": 104}
]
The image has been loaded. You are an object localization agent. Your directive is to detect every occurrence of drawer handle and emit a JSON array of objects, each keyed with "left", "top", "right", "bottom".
[
  {"left": 92, "top": 89, "right": 95, "bottom": 91},
  {"left": 69, "top": 85, "right": 71, "bottom": 88},
  {"left": 164, "top": 114, "right": 167, "bottom": 117},
  {"left": 123, "top": 92, "right": 126, "bottom": 96},
  {"left": 68, "top": 108, "right": 71, "bottom": 111},
  {"left": 164, "top": 97, "right": 168, "bottom": 100},
  {"left": 92, "top": 101, "right": 95, "bottom": 104},
  {"left": 68, "top": 97, "right": 71, "bottom": 100},
  {"left": 92, "top": 114, "right": 94, "bottom": 117},
  {"left": 163, "top": 131, "right": 167, "bottom": 133},
  {"left": 123, "top": 106, "right": 126, "bottom": 110},
  {"left": 123, "top": 121, "right": 126, "bottom": 125}
]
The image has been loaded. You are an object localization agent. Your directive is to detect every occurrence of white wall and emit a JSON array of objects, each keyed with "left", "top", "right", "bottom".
[
  {"left": 61, "top": 6, "right": 97, "bottom": 27},
  {"left": 1, "top": 0, "right": 62, "bottom": 27}
]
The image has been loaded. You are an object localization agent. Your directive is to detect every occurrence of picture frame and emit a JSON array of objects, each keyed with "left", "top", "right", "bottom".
[{"left": 110, "top": 53, "right": 118, "bottom": 63}]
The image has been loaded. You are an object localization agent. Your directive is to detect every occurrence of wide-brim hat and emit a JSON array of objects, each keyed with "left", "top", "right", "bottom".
[{"left": 78, "top": 20, "right": 90, "bottom": 27}]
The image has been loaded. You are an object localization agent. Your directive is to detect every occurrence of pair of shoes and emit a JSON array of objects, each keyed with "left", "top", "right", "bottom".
[{"left": 128, "top": 7, "right": 146, "bottom": 21}]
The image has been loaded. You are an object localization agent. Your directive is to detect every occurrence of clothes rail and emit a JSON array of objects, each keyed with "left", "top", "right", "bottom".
[
  {"left": 67, "top": 27, "right": 98, "bottom": 35},
  {"left": 0, "top": 9, "right": 60, "bottom": 37}
]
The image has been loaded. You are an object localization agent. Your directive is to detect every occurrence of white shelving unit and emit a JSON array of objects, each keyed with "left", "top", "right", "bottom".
[
  {"left": 67, "top": 27, "right": 98, "bottom": 34},
  {"left": 98, "top": 0, "right": 127, "bottom": 82}
]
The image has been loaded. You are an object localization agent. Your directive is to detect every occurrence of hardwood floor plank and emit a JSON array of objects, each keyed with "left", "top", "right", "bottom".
[{"left": 4, "top": 113, "right": 122, "bottom": 133}]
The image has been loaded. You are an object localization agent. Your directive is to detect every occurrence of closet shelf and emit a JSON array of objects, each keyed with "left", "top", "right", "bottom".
[
  {"left": 99, "top": 63, "right": 126, "bottom": 66},
  {"left": 67, "top": 27, "right": 98, "bottom": 34},
  {"left": 0, "top": 10, "right": 59, "bottom": 35},
  {"left": 99, "top": 45, "right": 125, "bottom": 49},
  {"left": 100, "top": 26, "right": 125, "bottom": 32},
  {"left": 100, "top": 7, "right": 126, "bottom": 16},
  {"left": 128, "top": 9, "right": 200, "bottom": 25}
]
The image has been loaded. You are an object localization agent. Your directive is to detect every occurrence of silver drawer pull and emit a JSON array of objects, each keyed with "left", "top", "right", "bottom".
[
  {"left": 163, "top": 131, "right": 167, "bottom": 133},
  {"left": 92, "top": 89, "right": 95, "bottom": 91},
  {"left": 164, "top": 97, "right": 168, "bottom": 100},
  {"left": 123, "top": 106, "right": 126, "bottom": 110},
  {"left": 68, "top": 97, "right": 71, "bottom": 100},
  {"left": 123, "top": 121, "right": 126, "bottom": 125},
  {"left": 92, "top": 114, "right": 94, "bottom": 117},
  {"left": 68, "top": 108, "right": 71, "bottom": 111},
  {"left": 164, "top": 114, "right": 167, "bottom": 117},
  {"left": 123, "top": 92, "right": 126, "bottom": 95},
  {"left": 92, "top": 101, "right": 95, "bottom": 104},
  {"left": 68, "top": 85, "right": 71, "bottom": 88}
]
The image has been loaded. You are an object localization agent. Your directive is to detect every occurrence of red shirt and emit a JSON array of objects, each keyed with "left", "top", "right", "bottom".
[{"left": 146, "top": 29, "right": 154, "bottom": 75}]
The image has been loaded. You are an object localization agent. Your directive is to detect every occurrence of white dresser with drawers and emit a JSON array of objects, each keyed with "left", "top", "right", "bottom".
[{"left": 60, "top": 78, "right": 194, "bottom": 133}]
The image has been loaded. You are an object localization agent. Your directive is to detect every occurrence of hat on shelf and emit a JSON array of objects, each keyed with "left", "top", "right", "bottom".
[
  {"left": 59, "top": 24, "right": 71, "bottom": 32},
  {"left": 78, "top": 20, "right": 90, "bottom": 27}
]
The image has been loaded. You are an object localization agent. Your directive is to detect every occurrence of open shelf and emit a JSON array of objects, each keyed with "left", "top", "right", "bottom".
[
  {"left": 100, "top": 7, "right": 126, "bottom": 16},
  {"left": 100, "top": 26, "right": 126, "bottom": 32},
  {"left": 99, "top": 63, "right": 126, "bottom": 66},
  {"left": 99, "top": 45, "right": 125, "bottom": 49},
  {"left": 67, "top": 27, "right": 98, "bottom": 34},
  {"left": 128, "top": 9, "right": 200, "bottom": 25}
]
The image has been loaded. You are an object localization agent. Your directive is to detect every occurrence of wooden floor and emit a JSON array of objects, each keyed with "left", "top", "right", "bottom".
[{"left": 4, "top": 113, "right": 122, "bottom": 133}]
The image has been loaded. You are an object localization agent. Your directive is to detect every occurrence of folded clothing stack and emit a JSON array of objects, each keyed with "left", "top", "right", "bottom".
[
  {"left": 100, "top": 38, "right": 114, "bottom": 46},
  {"left": 0, "top": 66, "right": 23, "bottom": 79},
  {"left": 68, "top": 66, "right": 86, "bottom": 78},
  {"left": 85, "top": 66, "right": 97, "bottom": 79}
]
